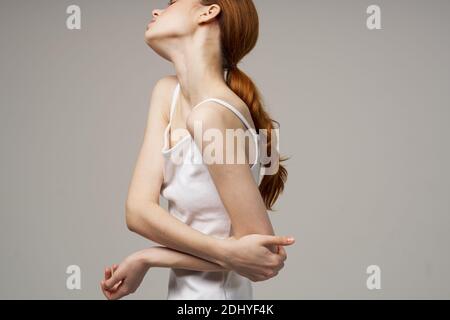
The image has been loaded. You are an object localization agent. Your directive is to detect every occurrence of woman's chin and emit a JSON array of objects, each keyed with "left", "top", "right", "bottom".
[
  {"left": 144, "top": 34, "right": 162, "bottom": 52},
  {"left": 144, "top": 30, "right": 155, "bottom": 44}
]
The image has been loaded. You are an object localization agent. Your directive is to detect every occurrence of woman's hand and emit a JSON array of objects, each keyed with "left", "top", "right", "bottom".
[
  {"left": 100, "top": 250, "right": 151, "bottom": 300},
  {"left": 221, "top": 234, "right": 294, "bottom": 282}
]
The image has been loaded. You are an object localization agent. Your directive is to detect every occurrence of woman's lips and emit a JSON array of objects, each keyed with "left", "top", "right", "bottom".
[{"left": 147, "top": 20, "right": 155, "bottom": 29}]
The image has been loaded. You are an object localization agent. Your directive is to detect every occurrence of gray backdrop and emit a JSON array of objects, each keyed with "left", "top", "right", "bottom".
[{"left": 1, "top": 0, "right": 449, "bottom": 299}]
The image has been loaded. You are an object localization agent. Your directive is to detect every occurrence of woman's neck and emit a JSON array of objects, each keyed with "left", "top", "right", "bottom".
[{"left": 170, "top": 34, "right": 228, "bottom": 109}]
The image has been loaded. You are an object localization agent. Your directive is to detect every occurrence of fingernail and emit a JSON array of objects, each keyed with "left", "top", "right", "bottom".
[{"left": 287, "top": 237, "right": 295, "bottom": 242}]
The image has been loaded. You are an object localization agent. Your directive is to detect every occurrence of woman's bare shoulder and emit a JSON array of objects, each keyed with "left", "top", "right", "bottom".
[{"left": 149, "top": 75, "right": 179, "bottom": 122}]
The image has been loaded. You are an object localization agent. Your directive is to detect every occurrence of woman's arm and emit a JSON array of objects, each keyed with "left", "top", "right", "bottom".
[{"left": 146, "top": 246, "right": 228, "bottom": 271}]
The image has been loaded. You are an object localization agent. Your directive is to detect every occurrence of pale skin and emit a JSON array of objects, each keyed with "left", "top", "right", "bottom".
[{"left": 100, "top": 0, "right": 295, "bottom": 299}]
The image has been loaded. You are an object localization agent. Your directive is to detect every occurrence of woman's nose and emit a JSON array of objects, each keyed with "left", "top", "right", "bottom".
[{"left": 152, "top": 9, "right": 161, "bottom": 18}]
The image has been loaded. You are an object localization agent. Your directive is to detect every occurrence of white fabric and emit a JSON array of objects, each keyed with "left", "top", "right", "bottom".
[{"left": 160, "top": 82, "right": 262, "bottom": 299}]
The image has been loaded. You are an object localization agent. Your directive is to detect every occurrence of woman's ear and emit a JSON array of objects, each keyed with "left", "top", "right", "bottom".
[{"left": 198, "top": 4, "right": 221, "bottom": 24}]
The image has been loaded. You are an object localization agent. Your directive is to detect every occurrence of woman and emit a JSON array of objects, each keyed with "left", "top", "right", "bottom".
[{"left": 100, "top": 0, "right": 292, "bottom": 300}]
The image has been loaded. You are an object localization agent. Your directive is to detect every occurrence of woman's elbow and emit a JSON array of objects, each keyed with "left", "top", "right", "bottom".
[
  {"left": 125, "top": 199, "right": 158, "bottom": 233},
  {"left": 125, "top": 200, "right": 143, "bottom": 232}
]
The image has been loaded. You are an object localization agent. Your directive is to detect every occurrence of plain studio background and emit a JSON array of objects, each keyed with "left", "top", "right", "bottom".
[{"left": 1, "top": 0, "right": 449, "bottom": 299}]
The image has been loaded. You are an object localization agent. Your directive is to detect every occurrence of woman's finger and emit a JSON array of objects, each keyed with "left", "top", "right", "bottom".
[
  {"left": 107, "top": 281, "right": 127, "bottom": 300},
  {"left": 259, "top": 235, "right": 295, "bottom": 247},
  {"left": 104, "top": 267, "right": 111, "bottom": 280},
  {"left": 104, "top": 270, "right": 120, "bottom": 290},
  {"left": 110, "top": 265, "right": 123, "bottom": 291},
  {"left": 278, "top": 246, "right": 287, "bottom": 261},
  {"left": 100, "top": 280, "right": 112, "bottom": 299},
  {"left": 111, "top": 279, "right": 123, "bottom": 292}
]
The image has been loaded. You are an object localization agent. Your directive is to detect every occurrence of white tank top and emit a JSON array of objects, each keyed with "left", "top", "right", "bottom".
[{"left": 160, "top": 82, "right": 262, "bottom": 299}]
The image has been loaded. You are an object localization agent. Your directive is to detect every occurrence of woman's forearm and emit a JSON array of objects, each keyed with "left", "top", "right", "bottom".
[
  {"left": 127, "top": 203, "right": 230, "bottom": 267},
  {"left": 138, "top": 246, "right": 229, "bottom": 272}
]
